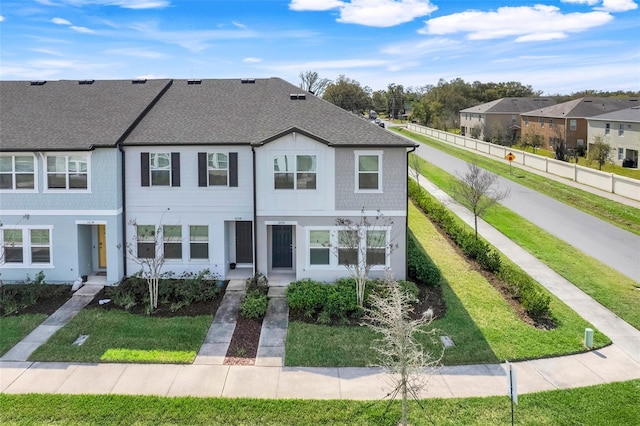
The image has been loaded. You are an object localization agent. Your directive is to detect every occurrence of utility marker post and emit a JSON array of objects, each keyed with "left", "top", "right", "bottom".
[{"left": 506, "top": 361, "right": 518, "bottom": 426}]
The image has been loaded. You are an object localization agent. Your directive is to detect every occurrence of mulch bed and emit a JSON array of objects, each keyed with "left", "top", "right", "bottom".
[
  {"left": 0, "top": 285, "right": 73, "bottom": 316},
  {"left": 224, "top": 316, "right": 263, "bottom": 365}
]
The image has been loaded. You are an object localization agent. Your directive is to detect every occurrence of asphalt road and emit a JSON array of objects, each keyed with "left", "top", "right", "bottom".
[{"left": 407, "top": 137, "right": 640, "bottom": 283}]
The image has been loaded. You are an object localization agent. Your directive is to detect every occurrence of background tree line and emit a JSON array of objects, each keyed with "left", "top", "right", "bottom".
[{"left": 300, "top": 71, "right": 639, "bottom": 131}]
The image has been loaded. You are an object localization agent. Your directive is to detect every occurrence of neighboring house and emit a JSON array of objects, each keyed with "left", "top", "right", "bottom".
[
  {"left": 587, "top": 106, "right": 640, "bottom": 168},
  {"left": 520, "top": 97, "right": 640, "bottom": 151},
  {"left": 459, "top": 98, "right": 555, "bottom": 142},
  {"left": 1, "top": 78, "right": 416, "bottom": 285},
  {"left": 0, "top": 79, "right": 171, "bottom": 285}
]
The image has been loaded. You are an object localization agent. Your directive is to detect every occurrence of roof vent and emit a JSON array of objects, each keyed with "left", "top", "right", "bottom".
[
  {"left": 241, "top": 78, "right": 255, "bottom": 84},
  {"left": 187, "top": 79, "right": 202, "bottom": 85},
  {"left": 132, "top": 79, "right": 147, "bottom": 84},
  {"left": 30, "top": 80, "right": 46, "bottom": 86},
  {"left": 78, "top": 79, "right": 94, "bottom": 85},
  {"left": 290, "top": 93, "right": 306, "bottom": 100}
]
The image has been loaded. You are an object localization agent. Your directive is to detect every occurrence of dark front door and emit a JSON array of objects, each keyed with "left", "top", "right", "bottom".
[
  {"left": 236, "top": 221, "right": 253, "bottom": 264},
  {"left": 272, "top": 225, "right": 292, "bottom": 268}
]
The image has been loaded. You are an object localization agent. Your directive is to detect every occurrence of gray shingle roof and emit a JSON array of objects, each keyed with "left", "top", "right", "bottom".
[
  {"left": 588, "top": 106, "right": 640, "bottom": 123},
  {"left": 122, "top": 78, "right": 414, "bottom": 147},
  {"left": 523, "top": 97, "right": 640, "bottom": 118},
  {"left": 1, "top": 78, "right": 414, "bottom": 151},
  {"left": 459, "top": 98, "right": 556, "bottom": 114},
  {"left": 0, "top": 79, "right": 171, "bottom": 151}
]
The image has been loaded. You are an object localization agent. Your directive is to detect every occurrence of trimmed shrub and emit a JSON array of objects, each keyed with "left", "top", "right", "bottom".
[
  {"left": 407, "top": 231, "right": 441, "bottom": 286},
  {"left": 241, "top": 290, "right": 268, "bottom": 319}
]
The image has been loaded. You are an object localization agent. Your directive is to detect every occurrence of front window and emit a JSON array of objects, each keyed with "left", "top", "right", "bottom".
[
  {"left": 338, "top": 230, "right": 358, "bottom": 265},
  {"left": 150, "top": 153, "right": 171, "bottom": 186},
  {"left": 163, "top": 225, "right": 182, "bottom": 259},
  {"left": 570, "top": 120, "right": 577, "bottom": 131},
  {"left": 0, "top": 156, "right": 35, "bottom": 190},
  {"left": 208, "top": 153, "right": 228, "bottom": 186},
  {"left": 356, "top": 152, "right": 381, "bottom": 191},
  {"left": 1, "top": 228, "right": 52, "bottom": 265},
  {"left": 366, "top": 230, "right": 387, "bottom": 265},
  {"left": 618, "top": 148, "right": 624, "bottom": 160},
  {"left": 309, "top": 230, "right": 330, "bottom": 265},
  {"left": 3, "top": 229, "right": 23, "bottom": 263},
  {"left": 189, "top": 226, "right": 208, "bottom": 259},
  {"left": 30, "top": 229, "right": 50, "bottom": 263},
  {"left": 47, "top": 155, "right": 88, "bottom": 190},
  {"left": 274, "top": 155, "right": 317, "bottom": 190},
  {"left": 136, "top": 225, "right": 156, "bottom": 259}
]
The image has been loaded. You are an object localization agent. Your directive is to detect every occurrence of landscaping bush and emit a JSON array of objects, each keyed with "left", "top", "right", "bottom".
[
  {"left": 286, "top": 278, "right": 361, "bottom": 321},
  {"left": 241, "top": 290, "right": 268, "bottom": 319},
  {"left": 407, "top": 231, "right": 441, "bottom": 286}
]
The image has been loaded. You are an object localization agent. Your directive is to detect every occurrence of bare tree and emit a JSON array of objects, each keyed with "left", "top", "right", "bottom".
[
  {"left": 454, "top": 163, "right": 510, "bottom": 238},
  {"left": 299, "top": 70, "right": 330, "bottom": 97},
  {"left": 126, "top": 212, "right": 173, "bottom": 312},
  {"left": 587, "top": 135, "right": 612, "bottom": 170},
  {"left": 328, "top": 209, "right": 396, "bottom": 307},
  {"left": 409, "top": 153, "right": 423, "bottom": 185},
  {"left": 364, "top": 275, "right": 442, "bottom": 426}
]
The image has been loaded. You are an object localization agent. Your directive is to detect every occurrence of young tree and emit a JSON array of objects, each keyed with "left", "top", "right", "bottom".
[
  {"left": 364, "top": 276, "right": 442, "bottom": 426},
  {"left": 454, "top": 163, "right": 510, "bottom": 238},
  {"left": 520, "top": 129, "right": 543, "bottom": 153},
  {"left": 587, "top": 135, "right": 612, "bottom": 170},
  {"left": 126, "top": 213, "right": 173, "bottom": 312},
  {"left": 409, "top": 153, "right": 423, "bottom": 185},
  {"left": 328, "top": 209, "right": 396, "bottom": 307}
]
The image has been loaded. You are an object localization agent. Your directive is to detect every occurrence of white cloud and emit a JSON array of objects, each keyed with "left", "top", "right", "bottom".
[
  {"left": 290, "top": 0, "right": 438, "bottom": 27},
  {"left": 561, "top": 0, "right": 599, "bottom": 5},
  {"left": 0, "top": 15, "right": 5, "bottom": 22},
  {"left": 243, "top": 57, "right": 262, "bottom": 63},
  {"left": 232, "top": 21, "right": 247, "bottom": 29},
  {"left": 70, "top": 25, "right": 94, "bottom": 33},
  {"left": 420, "top": 5, "right": 613, "bottom": 42},
  {"left": 52, "top": 17, "right": 72, "bottom": 25},
  {"left": 596, "top": 0, "right": 638, "bottom": 12}
]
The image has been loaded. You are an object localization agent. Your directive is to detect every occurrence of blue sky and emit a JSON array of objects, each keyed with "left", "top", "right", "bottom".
[{"left": 1, "top": 0, "right": 639, "bottom": 94}]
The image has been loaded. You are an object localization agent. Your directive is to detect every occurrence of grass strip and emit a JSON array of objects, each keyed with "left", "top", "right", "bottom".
[
  {"left": 29, "top": 308, "right": 212, "bottom": 363},
  {"left": 0, "top": 314, "right": 47, "bottom": 356},
  {"left": 1, "top": 380, "right": 639, "bottom": 425},
  {"left": 408, "top": 202, "right": 609, "bottom": 360},
  {"left": 411, "top": 154, "right": 640, "bottom": 331},
  {"left": 395, "top": 127, "right": 640, "bottom": 236}
]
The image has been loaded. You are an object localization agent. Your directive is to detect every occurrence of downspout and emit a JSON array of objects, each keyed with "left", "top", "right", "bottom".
[
  {"left": 406, "top": 144, "right": 417, "bottom": 280},
  {"left": 252, "top": 145, "right": 258, "bottom": 276}
]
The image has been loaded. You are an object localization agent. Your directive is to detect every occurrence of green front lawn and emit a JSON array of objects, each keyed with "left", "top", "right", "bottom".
[
  {"left": 29, "top": 308, "right": 213, "bottom": 363},
  {"left": 411, "top": 153, "right": 640, "bottom": 331},
  {"left": 0, "top": 314, "right": 47, "bottom": 356},
  {"left": 2, "top": 380, "right": 638, "bottom": 425}
]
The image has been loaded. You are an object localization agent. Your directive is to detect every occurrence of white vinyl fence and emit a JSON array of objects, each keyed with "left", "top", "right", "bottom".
[{"left": 406, "top": 123, "right": 640, "bottom": 201}]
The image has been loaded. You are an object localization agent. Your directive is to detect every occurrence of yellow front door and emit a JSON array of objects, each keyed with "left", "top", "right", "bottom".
[{"left": 98, "top": 225, "right": 107, "bottom": 268}]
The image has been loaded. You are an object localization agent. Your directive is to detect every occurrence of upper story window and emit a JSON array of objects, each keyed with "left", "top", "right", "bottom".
[
  {"left": 618, "top": 124, "right": 624, "bottom": 136},
  {"left": 198, "top": 152, "right": 238, "bottom": 187},
  {"left": 141, "top": 152, "right": 180, "bottom": 187},
  {"left": 511, "top": 115, "right": 517, "bottom": 125},
  {"left": 524, "top": 117, "right": 529, "bottom": 126},
  {"left": 355, "top": 151, "right": 382, "bottom": 192},
  {"left": 1, "top": 227, "right": 51, "bottom": 266},
  {"left": 539, "top": 117, "right": 545, "bottom": 128},
  {"left": 549, "top": 119, "right": 553, "bottom": 128},
  {"left": 605, "top": 123, "right": 611, "bottom": 135},
  {"left": 0, "top": 155, "right": 35, "bottom": 190},
  {"left": 570, "top": 120, "right": 577, "bottom": 131},
  {"left": 46, "top": 154, "right": 88, "bottom": 190},
  {"left": 273, "top": 154, "right": 317, "bottom": 190}
]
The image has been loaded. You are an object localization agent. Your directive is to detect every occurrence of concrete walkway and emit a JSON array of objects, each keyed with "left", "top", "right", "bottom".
[{"left": 2, "top": 181, "right": 640, "bottom": 397}]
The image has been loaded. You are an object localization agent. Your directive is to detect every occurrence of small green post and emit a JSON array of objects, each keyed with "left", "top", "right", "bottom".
[{"left": 584, "top": 328, "right": 594, "bottom": 349}]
